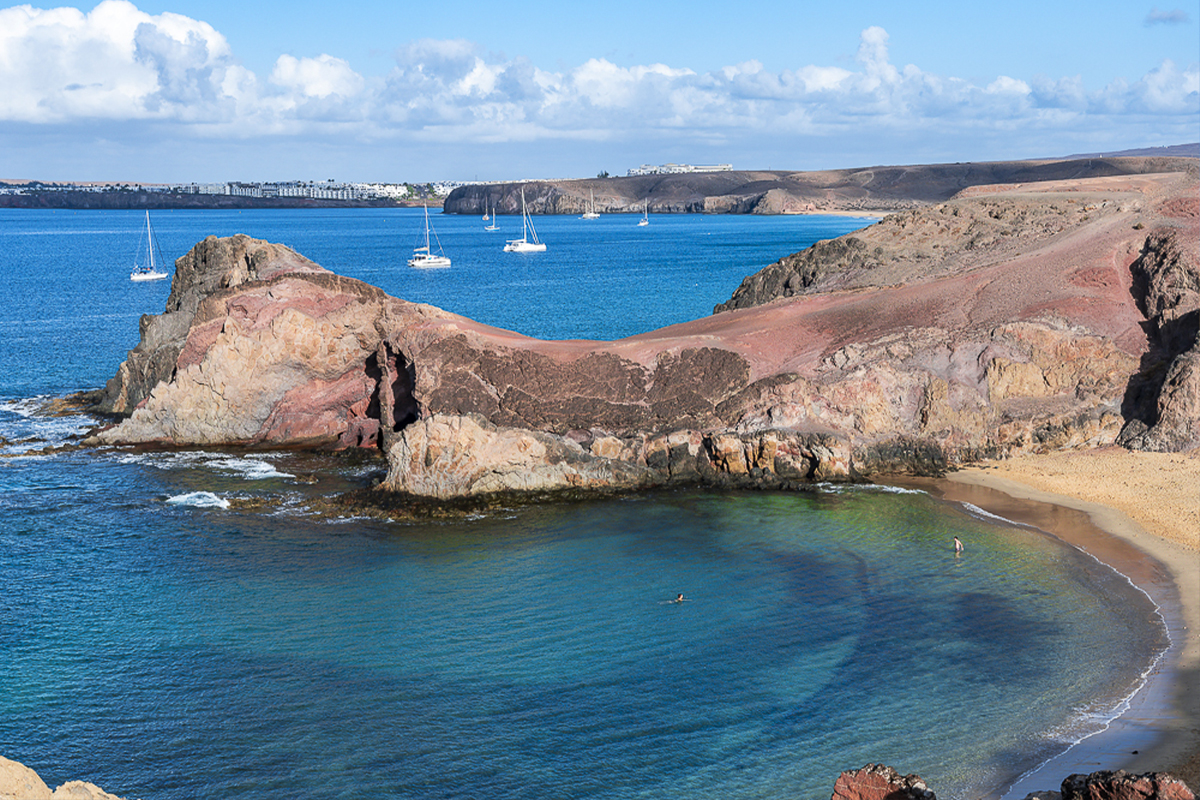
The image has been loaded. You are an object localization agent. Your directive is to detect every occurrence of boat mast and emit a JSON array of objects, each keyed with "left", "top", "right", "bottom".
[{"left": 146, "top": 210, "right": 155, "bottom": 271}]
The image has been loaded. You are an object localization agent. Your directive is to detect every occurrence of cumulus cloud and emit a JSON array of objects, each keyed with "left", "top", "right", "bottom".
[
  {"left": 1, "top": 2, "right": 1196, "bottom": 162},
  {"left": 0, "top": 0, "right": 235, "bottom": 122}
]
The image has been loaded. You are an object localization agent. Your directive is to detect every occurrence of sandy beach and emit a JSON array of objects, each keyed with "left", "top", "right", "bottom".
[{"left": 908, "top": 446, "right": 1198, "bottom": 793}]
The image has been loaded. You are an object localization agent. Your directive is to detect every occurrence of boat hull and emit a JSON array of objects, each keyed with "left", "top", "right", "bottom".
[
  {"left": 503, "top": 240, "right": 546, "bottom": 253},
  {"left": 408, "top": 254, "right": 452, "bottom": 268}
]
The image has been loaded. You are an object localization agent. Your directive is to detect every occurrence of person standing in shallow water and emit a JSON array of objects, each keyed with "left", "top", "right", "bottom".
[{"left": 954, "top": 536, "right": 964, "bottom": 554}]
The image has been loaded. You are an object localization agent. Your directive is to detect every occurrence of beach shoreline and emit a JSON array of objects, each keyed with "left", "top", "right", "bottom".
[{"left": 889, "top": 447, "right": 1198, "bottom": 794}]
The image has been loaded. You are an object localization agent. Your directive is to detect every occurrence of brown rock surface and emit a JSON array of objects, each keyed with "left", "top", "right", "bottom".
[
  {"left": 831, "top": 764, "right": 937, "bottom": 800},
  {"left": 1061, "top": 771, "right": 1196, "bottom": 800},
  {"left": 444, "top": 156, "right": 1198, "bottom": 217},
  {"left": 91, "top": 168, "right": 1198, "bottom": 499}
]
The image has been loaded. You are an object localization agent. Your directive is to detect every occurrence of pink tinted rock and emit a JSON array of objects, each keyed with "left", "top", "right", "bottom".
[
  {"left": 1061, "top": 771, "right": 1196, "bottom": 800},
  {"left": 831, "top": 763, "right": 936, "bottom": 800}
]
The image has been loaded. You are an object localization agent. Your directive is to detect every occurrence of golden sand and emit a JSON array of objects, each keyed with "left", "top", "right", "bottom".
[{"left": 966, "top": 447, "right": 1199, "bottom": 551}]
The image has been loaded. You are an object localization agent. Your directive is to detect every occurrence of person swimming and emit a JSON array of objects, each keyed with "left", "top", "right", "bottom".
[{"left": 674, "top": 593, "right": 685, "bottom": 603}]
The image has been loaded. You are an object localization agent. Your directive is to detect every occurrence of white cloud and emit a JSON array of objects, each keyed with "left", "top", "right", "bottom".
[
  {"left": 0, "top": 0, "right": 234, "bottom": 122},
  {"left": 271, "top": 54, "right": 364, "bottom": 99},
  {"left": 0, "top": 3, "right": 1196, "bottom": 173}
]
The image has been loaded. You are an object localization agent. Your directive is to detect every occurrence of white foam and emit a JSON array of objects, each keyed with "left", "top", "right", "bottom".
[
  {"left": 208, "top": 457, "right": 295, "bottom": 480},
  {"left": 866, "top": 483, "right": 927, "bottom": 495},
  {"left": 813, "top": 482, "right": 927, "bottom": 496},
  {"left": 0, "top": 397, "right": 99, "bottom": 453},
  {"left": 960, "top": 501, "right": 1035, "bottom": 528},
  {"left": 115, "top": 452, "right": 295, "bottom": 480},
  {"left": 166, "top": 491, "right": 231, "bottom": 509}
]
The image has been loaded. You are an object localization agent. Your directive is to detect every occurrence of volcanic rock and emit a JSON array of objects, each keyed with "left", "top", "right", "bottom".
[
  {"left": 443, "top": 156, "right": 1198, "bottom": 218},
  {"left": 90, "top": 167, "right": 1198, "bottom": 500},
  {"left": 1060, "top": 770, "right": 1196, "bottom": 800},
  {"left": 831, "top": 764, "right": 937, "bottom": 800}
]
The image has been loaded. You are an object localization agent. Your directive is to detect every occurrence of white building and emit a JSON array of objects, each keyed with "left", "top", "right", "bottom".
[{"left": 627, "top": 163, "right": 733, "bottom": 176}]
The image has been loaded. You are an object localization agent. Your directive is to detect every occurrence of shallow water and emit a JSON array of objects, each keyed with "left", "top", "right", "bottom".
[{"left": 0, "top": 209, "right": 1169, "bottom": 799}]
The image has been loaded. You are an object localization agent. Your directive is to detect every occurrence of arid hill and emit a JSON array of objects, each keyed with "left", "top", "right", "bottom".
[{"left": 443, "top": 156, "right": 1197, "bottom": 216}]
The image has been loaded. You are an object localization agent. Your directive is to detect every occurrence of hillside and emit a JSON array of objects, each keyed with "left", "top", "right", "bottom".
[{"left": 443, "top": 155, "right": 1197, "bottom": 216}]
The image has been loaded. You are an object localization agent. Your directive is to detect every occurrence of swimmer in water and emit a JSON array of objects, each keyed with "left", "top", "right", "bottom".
[
  {"left": 675, "top": 593, "right": 685, "bottom": 603},
  {"left": 954, "top": 536, "right": 964, "bottom": 554}
]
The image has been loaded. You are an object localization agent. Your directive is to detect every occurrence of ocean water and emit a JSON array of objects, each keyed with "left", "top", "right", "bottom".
[{"left": 0, "top": 209, "right": 1169, "bottom": 800}]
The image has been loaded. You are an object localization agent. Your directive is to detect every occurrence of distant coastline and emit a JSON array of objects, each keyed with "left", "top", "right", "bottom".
[{"left": 0, "top": 190, "right": 433, "bottom": 211}]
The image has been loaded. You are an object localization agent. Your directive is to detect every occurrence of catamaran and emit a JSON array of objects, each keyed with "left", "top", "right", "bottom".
[
  {"left": 130, "top": 210, "right": 169, "bottom": 282},
  {"left": 580, "top": 189, "right": 600, "bottom": 220},
  {"left": 408, "top": 204, "right": 452, "bottom": 268},
  {"left": 504, "top": 189, "right": 546, "bottom": 252}
]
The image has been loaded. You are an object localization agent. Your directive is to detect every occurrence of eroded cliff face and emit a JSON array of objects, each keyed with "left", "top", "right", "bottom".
[{"left": 90, "top": 170, "right": 1198, "bottom": 500}]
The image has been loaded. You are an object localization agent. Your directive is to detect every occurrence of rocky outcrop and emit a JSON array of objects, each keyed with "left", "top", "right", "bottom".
[
  {"left": 100, "top": 234, "right": 331, "bottom": 417},
  {"left": 1058, "top": 770, "right": 1196, "bottom": 800},
  {"left": 1117, "top": 226, "right": 1200, "bottom": 452},
  {"left": 831, "top": 764, "right": 938, "bottom": 800},
  {"left": 827, "top": 766, "right": 1195, "bottom": 800},
  {"left": 0, "top": 757, "right": 126, "bottom": 800},
  {"left": 90, "top": 169, "right": 1198, "bottom": 500}
]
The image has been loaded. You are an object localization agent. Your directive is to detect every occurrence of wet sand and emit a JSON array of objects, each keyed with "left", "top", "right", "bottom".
[{"left": 895, "top": 447, "right": 1198, "bottom": 793}]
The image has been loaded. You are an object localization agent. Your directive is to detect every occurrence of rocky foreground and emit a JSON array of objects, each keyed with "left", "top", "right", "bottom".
[
  {"left": 86, "top": 166, "right": 1198, "bottom": 502},
  {"left": 4, "top": 756, "right": 1193, "bottom": 800}
]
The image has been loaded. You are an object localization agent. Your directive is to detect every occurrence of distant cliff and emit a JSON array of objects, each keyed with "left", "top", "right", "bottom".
[
  {"left": 89, "top": 166, "right": 1198, "bottom": 501},
  {"left": 443, "top": 156, "right": 1197, "bottom": 217}
]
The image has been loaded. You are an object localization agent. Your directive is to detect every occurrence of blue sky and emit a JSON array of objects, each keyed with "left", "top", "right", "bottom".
[{"left": 1, "top": 0, "right": 1197, "bottom": 183}]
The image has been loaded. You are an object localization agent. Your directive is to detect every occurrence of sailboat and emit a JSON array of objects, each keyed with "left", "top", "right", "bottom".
[
  {"left": 504, "top": 189, "right": 547, "bottom": 252},
  {"left": 130, "top": 210, "right": 169, "bottom": 282},
  {"left": 580, "top": 189, "right": 600, "bottom": 220},
  {"left": 484, "top": 202, "right": 499, "bottom": 231},
  {"left": 408, "top": 204, "right": 452, "bottom": 268},
  {"left": 637, "top": 200, "right": 649, "bottom": 227}
]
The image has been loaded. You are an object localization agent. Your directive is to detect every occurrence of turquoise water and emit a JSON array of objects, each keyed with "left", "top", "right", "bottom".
[{"left": 0, "top": 209, "right": 1168, "bottom": 799}]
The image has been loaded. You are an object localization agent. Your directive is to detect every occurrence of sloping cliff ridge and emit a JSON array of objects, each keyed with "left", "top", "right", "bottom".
[
  {"left": 444, "top": 156, "right": 1197, "bottom": 216},
  {"left": 90, "top": 169, "right": 1199, "bottom": 500}
]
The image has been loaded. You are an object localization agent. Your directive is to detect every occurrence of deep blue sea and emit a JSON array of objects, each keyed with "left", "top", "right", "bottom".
[{"left": 0, "top": 208, "right": 1168, "bottom": 800}]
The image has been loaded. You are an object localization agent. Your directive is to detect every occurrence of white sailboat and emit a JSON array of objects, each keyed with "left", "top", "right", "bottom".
[
  {"left": 637, "top": 200, "right": 649, "bottom": 226},
  {"left": 504, "top": 189, "right": 546, "bottom": 252},
  {"left": 408, "top": 204, "right": 452, "bottom": 268},
  {"left": 484, "top": 202, "right": 499, "bottom": 231},
  {"left": 580, "top": 189, "right": 600, "bottom": 220},
  {"left": 130, "top": 210, "right": 169, "bottom": 282}
]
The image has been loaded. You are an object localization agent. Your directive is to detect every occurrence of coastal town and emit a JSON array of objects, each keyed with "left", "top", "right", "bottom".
[{"left": 0, "top": 163, "right": 736, "bottom": 205}]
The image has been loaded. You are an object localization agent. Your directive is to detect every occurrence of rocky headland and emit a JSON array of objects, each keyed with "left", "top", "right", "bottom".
[
  {"left": 443, "top": 155, "right": 1197, "bottom": 216},
  {"left": 85, "top": 165, "right": 1198, "bottom": 504}
]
